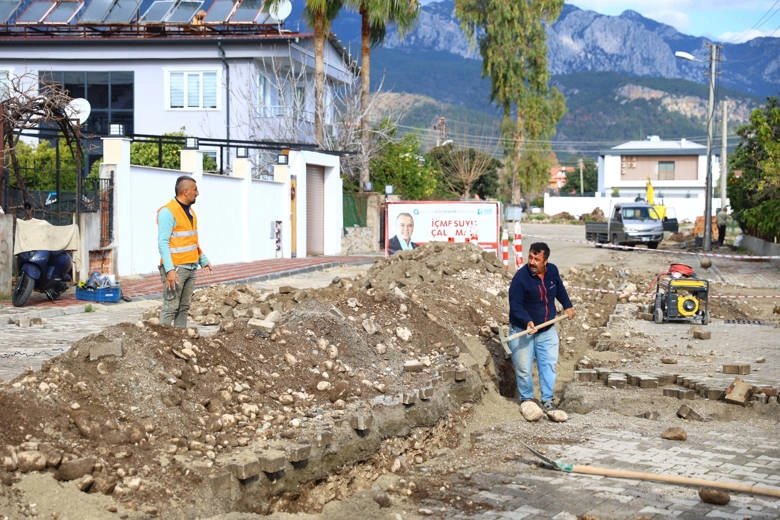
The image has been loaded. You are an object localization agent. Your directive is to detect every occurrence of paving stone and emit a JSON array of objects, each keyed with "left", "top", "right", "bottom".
[{"left": 722, "top": 364, "right": 751, "bottom": 375}]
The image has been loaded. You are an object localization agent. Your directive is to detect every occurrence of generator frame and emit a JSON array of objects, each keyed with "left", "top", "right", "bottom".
[{"left": 653, "top": 274, "right": 709, "bottom": 324}]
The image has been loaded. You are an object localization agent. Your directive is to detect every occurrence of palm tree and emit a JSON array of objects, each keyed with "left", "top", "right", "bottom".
[
  {"left": 303, "top": 0, "right": 344, "bottom": 146},
  {"left": 348, "top": 0, "right": 419, "bottom": 191}
]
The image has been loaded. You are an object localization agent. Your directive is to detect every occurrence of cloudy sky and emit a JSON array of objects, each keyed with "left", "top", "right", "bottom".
[{"left": 569, "top": 0, "right": 778, "bottom": 42}]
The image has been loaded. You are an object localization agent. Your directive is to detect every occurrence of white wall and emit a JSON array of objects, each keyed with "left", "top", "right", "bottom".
[{"left": 101, "top": 137, "right": 343, "bottom": 277}]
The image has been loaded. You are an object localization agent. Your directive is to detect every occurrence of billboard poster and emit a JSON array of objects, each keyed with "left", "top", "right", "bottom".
[{"left": 385, "top": 201, "right": 501, "bottom": 257}]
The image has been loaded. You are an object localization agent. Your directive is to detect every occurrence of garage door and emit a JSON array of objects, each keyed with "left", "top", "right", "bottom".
[{"left": 306, "top": 165, "right": 325, "bottom": 255}]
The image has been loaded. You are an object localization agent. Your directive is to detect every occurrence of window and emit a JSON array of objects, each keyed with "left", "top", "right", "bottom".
[
  {"left": 255, "top": 74, "right": 273, "bottom": 117},
  {"left": 168, "top": 70, "right": 218, "bottom": 109},
  {"left": 39, "top": 70, "right": 134, "bottom": 135},
  {"left": 658, "top": 161, "right": 675, "bottom": 180}
]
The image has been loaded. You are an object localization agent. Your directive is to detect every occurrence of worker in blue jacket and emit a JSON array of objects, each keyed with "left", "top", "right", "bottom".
[{"left": 508, "top": 242, "right": 575, "bottom": 411}]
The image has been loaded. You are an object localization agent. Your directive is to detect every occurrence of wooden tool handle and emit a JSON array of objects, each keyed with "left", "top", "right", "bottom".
[
  {"left": 570, "top": 464, "right": 780, "bottom": 498},
  {"left": 505, "top": 314, "right": 568, "bottom": 343}
]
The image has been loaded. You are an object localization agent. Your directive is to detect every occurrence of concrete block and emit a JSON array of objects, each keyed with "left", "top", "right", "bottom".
[
  {"left": 724, "top": 378, "right": 752, "bottom": 405},
  {"left": 704, "top": 388, "right": 724, "bottom": 400},
  {"left": 402, "top": 390, "right": 418, "bottom": 405},
  {"left": 657, "top": 374, "right": 677, "bottom": 385},
  {"left": 256, "top": 449, "right": 286, "bottom": 474},
  {"left": 349, "top": 412, "right": 373, "bottom": 432},
  {"left": 693, "top": 329, "right": 711, "bottom": 340},
  {"left": 574, "top": 369, "right": 598, "bottom": 382},
  {"left": 286, "top": 443, "right": 311, "bottom": 463},
  {"left": 454, "top": 368, "right": 467, "bottom": 382},
  {"left": 596, "top": 368, "right": 612, "bottom": 381},
  {"left": 225, "top": 452, "right": 261, "bottom": 480},
  {"left": 607, "top": 374, "right": 627, "bottom": 389},
  {"left": 638, "top": 376, "right": 659, "bottom": 388},
  {"left": 418, "top": 386, "right": 434, "bottom": 400},
  {"left": 722, "top": 364, "right": 750, "bottom": 375},
  {"left": 663, "top": 387, "right": 681, "bottom": 398},
  {"left": 676, "top": 404, "right": 704, "bottom": 421}
]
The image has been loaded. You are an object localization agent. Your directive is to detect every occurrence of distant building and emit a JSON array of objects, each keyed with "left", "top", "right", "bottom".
[
  {"left": 548, "top": 165, "right": 574, "bottom": 194},
  {"left": 598, "top": 135, "right": 720, "bottom": 203}
]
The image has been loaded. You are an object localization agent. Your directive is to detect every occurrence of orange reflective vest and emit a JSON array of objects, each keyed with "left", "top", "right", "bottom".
[{"left": 158, "top": 199, "right": 201, "bottom": 267}]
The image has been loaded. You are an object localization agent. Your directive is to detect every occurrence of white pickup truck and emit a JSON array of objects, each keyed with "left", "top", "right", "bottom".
[{"left": 585, "top": 203, "right": 664, "bottom": 249}]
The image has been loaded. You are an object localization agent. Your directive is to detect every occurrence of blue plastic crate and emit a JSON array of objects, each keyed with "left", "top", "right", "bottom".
[{"left": 76, "top": 286, "right": 122, "bottom": 303}]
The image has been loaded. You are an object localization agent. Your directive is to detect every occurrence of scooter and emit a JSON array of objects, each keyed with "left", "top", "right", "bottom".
[{"left": 12, "top": 249, "right": 73, "bottom": 307}]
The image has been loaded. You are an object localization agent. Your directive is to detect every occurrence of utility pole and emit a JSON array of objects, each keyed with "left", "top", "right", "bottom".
[
  {"left": 578, "top": 158, "right": 584, "bottom": 194},
  {"left": 702, "top": 43, "right": 719, "bottom": 252},
  {"left": 434, "top": 117, "right": 447, "bottom": 147},
  {"left": 720, "top": 100, "right": 728, "bottom": 205}
]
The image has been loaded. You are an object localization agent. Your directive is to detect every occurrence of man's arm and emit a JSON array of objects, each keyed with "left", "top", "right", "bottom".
[{"left": 157, "top": 208, "right": 176, "bottom": 272}]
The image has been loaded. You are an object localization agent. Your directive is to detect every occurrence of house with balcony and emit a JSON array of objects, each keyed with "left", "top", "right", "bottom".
[{"left": 0, "top": 0, "right": 361, "bottom": 276}]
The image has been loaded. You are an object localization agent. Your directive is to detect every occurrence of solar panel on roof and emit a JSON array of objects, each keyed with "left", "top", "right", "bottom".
[
  {"left": 77, "top": 0, "right": 113, "bottom": 22},
  {"left": 203, "top": 0, "right": 232, "bottom": 22},
  {"left": 166, "top": 0, "right": 201, "bottom": 23},
  {"left": 104, "top": 0, "right": 142, "bottom": 23},
  {"left": 17, "top": 0, "right": 55, "bottom": 23},
  {"left": 230, "top": 0, "right": 261, "bottom": 22},
  {"left": 0, "top": 0, "right": 21, "bottom": 23},
  {"left": 45, "top": 0, "right": 82, "bottom": 23},
  {"left": 139, "top": 0, "right": 173, "bottom": 21}
]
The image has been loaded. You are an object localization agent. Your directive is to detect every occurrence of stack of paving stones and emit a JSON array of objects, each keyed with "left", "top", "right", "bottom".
[{"left": 574, "top": 304, "right": 779, "bottom": 407}]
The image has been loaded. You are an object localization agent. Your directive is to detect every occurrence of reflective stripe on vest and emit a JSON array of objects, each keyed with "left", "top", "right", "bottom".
[{"left": 158, "top": 199, "right": 201, "bottom": 266}]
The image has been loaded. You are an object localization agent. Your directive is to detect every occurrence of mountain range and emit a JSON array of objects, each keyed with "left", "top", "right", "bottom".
[{"left": 293, "top": 1, "right": 780, "bottom": 158}]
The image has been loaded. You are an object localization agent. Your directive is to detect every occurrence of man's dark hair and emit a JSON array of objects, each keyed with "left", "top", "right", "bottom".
[
  {"left": 529, "top": 242, "right": 550, "bottom": 260},
  {"left": 175, "top": 175, "right": 195, "bottom": 196}
]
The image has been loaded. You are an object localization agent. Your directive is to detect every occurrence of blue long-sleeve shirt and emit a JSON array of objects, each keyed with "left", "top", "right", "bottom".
[
  {"left": 157, "top": 206, "right": 209, "bottom": 273},
  {"left": 508, "top": 262, "right": 572, "bottom": 332}
]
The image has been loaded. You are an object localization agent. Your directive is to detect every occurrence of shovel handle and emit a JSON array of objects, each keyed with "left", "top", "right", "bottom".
[
  {"left": 501, "top": 314, "right": 569, "bottom": 356},
  {"left": 506, "top": 314, "right": 568, "bottom": 343}
]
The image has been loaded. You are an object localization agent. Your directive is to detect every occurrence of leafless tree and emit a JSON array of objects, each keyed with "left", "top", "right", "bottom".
[
  {"left": 0, "top": 72, "right": 80, "bottom": 208},
  {"left": 430, "top": 124, "right": 501, "bottom": 199}
]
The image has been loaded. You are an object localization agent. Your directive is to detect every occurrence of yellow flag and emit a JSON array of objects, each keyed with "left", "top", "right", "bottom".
[{"left": 646, "top": 177, "right": 654, "bottom": 205}]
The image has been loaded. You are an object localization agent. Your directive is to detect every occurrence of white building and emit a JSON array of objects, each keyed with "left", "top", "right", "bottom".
[
  {"left": 598, "top": 135, "right": 721, "bottom": 206},
  {"left": 0, "top": 0, "right": 359, "bottom": 276}
]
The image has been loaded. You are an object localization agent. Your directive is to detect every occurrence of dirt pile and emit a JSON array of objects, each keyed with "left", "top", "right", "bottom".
[{"left": 0, "top": 243, "right": 513, "bottom": 518}]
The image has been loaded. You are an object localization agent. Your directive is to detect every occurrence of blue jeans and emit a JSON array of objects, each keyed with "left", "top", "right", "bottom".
[
  {"left": 159, "top": 264, "right": 197, "bottom": 328},
  {"left": 509, "top": 325, "right": 559, "bottom": 402}
]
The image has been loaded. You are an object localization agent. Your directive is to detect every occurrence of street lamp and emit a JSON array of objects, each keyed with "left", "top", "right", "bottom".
[{"left": 675, "top": 44, "right": 720, "bottom": 251}]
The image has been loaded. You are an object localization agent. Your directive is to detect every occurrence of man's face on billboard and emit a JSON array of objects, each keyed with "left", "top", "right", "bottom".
[{"left": 397, "top": 214, "right": 414, "bottom": 242}]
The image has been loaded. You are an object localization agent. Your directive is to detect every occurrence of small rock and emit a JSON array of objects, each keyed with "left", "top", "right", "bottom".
[
  {"left": 373, "top": 491, "right": 391, "bottom": 508},
  {"left": 520, "top": 401, "right": 543, "bottom": 422},
  {"left": 546, "top": 409, "right": 568, "bottom": 422},
  {"left": 661, "top": 427, "right": 687, "bottom": 441},
  {"left": 699, "top": 487, "right": 730, "bottom": 505}
]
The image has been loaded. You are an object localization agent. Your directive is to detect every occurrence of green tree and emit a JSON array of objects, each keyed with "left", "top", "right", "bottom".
[
  {"left": 9, "top": 139, "right": 79, "bottom": 191},
  {"left": 728, "top": 95, "right": 780, "bottom": 242},
  {"left": 563, "top": 157, "right": 598, "bottom": 193},
  {"left": 345, "top": 0, "right": 419, "bottom": 191},
  {"left": 455, "top": 0, "right": 566, "bottom": 203},
  {"left": 129, "top": 129, "right": 217, "bottom": 171},
  {"left": 369, "top": 122, "right": 436, "bottom": 200}
]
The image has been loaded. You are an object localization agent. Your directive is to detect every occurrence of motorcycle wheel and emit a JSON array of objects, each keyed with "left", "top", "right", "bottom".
[{"left": 12, "top": 273, "right": 35, "bottom": 307}]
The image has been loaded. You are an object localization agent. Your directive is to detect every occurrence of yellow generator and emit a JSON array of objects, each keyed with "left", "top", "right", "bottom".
[{"left": 653, "top": 272, "right": 709, "bottom": 325}]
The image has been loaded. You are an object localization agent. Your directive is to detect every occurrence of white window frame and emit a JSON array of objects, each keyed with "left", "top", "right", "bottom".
[
  {"left": 658, "top": 160, "right": 675, "bottom": 181},
  {"left": 165, "top": 69, "right": 220, "bottom": 110}
]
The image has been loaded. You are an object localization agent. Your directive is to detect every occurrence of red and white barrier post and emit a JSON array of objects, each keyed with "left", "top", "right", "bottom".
[
  {"left": 513, "top": 221, "right": 523, "bottom": 269},
  {"left": 501, "top": 230, "right": 509, "bottom": 270}
]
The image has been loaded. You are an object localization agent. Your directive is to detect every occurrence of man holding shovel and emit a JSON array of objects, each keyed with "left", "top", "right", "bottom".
[{"left": 508, "top": 242, "right": 575, "bottom": 416}]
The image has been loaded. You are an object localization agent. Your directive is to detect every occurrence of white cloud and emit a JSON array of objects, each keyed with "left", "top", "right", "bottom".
[{"left": 718, "top": 29, "right": 768, "bottom": 43}]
